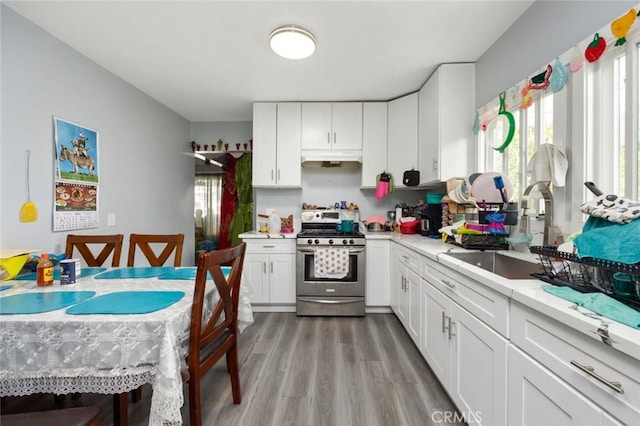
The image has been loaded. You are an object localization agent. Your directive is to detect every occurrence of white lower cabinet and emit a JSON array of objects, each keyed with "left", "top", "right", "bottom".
[
  {"left": 511, "top": 302, "right": 639, "bottom": 425},
  {"left": 421, "top": 279, "right": 507, "bottom": 426},
  {"left": 242, "top": 239, "right": 295, "bottom": 305},
  {"left": 391, "top": 241, "right": 638, "bottom": 426},
  {"left": 394, "top": 246, "right": 421, "bottom": 345},
  {"left": 508, "top": 345, "right": 623, "bottom": 426},
  {"left": 365, "top": 239, "right": 391, "bottom": 306},
  {"left": 389, "top": 243, "right": 398, "bottom": 314}
]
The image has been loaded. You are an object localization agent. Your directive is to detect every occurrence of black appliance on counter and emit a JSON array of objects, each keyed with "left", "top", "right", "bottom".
[{"left": 413, "top": 203, "right": 443, "bottom": 237}]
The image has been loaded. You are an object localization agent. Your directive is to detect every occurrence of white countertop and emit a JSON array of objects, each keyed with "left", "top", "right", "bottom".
[{"left": 384, "top": 233, "right": 640, "bottom": 361}]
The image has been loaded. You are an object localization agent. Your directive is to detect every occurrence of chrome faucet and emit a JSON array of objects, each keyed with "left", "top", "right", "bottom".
[{"left": 520, "top": 181, "right": 559, "bottom": 246}]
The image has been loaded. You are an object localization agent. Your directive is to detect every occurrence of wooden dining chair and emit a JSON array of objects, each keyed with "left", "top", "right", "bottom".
[
  {"left": 65, "top": 234, "right": 124, "bottom": 267},
  {"left": 126, "top": 233, "right": 184, "bottom": 267},
  {"left": 187, "top": 242, "right": 247, "bottom": 426},
  {"left": 124, "top": 233, "right": 185, "bottom": 404}
]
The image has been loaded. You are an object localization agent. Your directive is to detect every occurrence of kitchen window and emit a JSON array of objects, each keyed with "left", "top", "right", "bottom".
[
  {"left": 194, "top": 174, "right": 222, "bottom": 244},
  {"left": 480, "top": 28, "right": 640, "bottom": 228},
  {"left": 482, "top": 90, "right": 555, "bottom": 204}
]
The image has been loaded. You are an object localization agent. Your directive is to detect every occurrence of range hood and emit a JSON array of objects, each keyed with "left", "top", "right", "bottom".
[{"left": 301, "top": 149, "right": 362, "bottom": 168}]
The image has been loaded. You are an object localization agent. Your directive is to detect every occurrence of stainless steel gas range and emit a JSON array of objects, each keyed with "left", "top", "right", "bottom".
[{"left": 296, "top": 209, "right": 365, "bottom": 316}]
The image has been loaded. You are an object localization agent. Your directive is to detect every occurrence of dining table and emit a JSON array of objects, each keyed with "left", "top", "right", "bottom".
[{"left": 0, "top": 266, "right": 254, "bottom": 426}]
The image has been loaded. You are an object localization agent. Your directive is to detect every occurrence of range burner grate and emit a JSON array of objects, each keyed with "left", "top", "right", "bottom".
[{"left": 298, "top": 229, "right": 364, "bottom": 238}]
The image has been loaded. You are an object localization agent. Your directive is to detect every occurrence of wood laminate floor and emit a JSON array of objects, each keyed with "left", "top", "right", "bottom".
[{"left": 1, "top": 313, "right": 464, "bottom": 426}]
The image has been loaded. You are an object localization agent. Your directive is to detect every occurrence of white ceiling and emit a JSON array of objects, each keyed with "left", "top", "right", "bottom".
[{"left": 5, "top": 0, "right": 533, "bottom": 122}]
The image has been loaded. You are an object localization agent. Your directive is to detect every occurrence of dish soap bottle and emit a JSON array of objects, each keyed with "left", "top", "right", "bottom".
[
  {"left": 37, "top": 253, "right": 54, "bottom": 286},
  {"left": 270, "top": 211, "right": 281, "bottom": 233}
]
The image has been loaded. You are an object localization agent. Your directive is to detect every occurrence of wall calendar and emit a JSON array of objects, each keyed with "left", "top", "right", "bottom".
[{"left": 53, "top": 117, "right": 100, "bottom": 231}]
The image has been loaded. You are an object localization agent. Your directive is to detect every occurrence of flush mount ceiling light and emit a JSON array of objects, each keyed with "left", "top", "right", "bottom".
[{"left": 269, "top": 25, "right": 316, "bottom": 59}]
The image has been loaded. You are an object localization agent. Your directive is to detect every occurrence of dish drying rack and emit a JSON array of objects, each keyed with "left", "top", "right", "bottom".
[{"left": 529, "top": 246, "right": 640, "bottom": 311}]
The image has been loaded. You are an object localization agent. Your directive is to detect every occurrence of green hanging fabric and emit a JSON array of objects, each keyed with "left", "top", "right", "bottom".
[{"left": 229, "top": 153, "right": 253, "bottom": 247}]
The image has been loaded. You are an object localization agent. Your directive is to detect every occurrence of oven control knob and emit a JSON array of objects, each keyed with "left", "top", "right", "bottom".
[
  {"left": 314, "top": 239, "right": 319, "bottom": 245},
  {"left": 342, "top": 239, "right": 348, "bottom": 245},
  {"left": 329, "top": 239, "right": 334, "bottom": 245},
  {"left": 349, "top": 239, "right": 354, "bottom": 245},
  {"left": 307, "top": 239, "right": 313, "bottom": 245}
]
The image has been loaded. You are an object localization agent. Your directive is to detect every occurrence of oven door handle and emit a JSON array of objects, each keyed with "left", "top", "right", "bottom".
[
  {"left": 298, "top": 247, "right": 365, "bottom": 254},
  {"left": 297, "top": 297, "right": 363, "bottom": 305}
]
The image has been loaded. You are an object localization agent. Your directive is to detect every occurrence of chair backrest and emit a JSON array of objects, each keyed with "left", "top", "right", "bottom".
[
  {"left": 65, "top": 234, "right": 124, "bottom": 267},
  {"left": 127, "top": 233, "right": 184, "bottom": 267},
  {"left": 188, "top": 242, "right": 246, "bottom": 376}
]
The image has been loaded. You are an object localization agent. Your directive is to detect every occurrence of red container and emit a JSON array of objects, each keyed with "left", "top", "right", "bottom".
[{"left": 399, "top": 221, "right": 418, "bottom": 234}]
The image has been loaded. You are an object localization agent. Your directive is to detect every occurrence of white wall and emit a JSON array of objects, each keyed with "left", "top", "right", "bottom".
[
  {"left": 1, "top": 6, "right": 194, "bottom": 264},
  {"left": 255, "top": 168, "right": 422, "bottom": 231}
]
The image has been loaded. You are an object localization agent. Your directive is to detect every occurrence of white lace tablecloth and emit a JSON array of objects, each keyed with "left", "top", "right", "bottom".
[{"left": 0, "top": 270, "right": 254, "bottom": 425}]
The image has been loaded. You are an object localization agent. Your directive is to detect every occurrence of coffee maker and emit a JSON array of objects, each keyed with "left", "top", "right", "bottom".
[{"left": 416, "top": 203, "right": 443, "bottom": 237}]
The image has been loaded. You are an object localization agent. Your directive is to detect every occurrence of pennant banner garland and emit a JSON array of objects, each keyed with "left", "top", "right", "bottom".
[
  {"left": 477, "top": 5, "right": 640, "bottom": 134},
  {"left": 611, "top": 8, "right": 638, "bottom": 46}
]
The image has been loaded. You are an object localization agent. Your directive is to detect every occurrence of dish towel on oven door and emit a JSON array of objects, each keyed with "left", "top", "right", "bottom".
[{"left": 314, "top": 248, "right": 349, "bottom": 279}]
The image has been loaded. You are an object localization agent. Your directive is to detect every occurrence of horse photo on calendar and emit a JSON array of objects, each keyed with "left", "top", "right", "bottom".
[{"left": 54, "top": 117, "right": 99, "bottom": 184}]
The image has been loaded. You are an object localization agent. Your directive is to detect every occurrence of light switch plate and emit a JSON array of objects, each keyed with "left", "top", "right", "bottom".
[{"left": 107, "top": 213, "right": 116, "bottom": 227}]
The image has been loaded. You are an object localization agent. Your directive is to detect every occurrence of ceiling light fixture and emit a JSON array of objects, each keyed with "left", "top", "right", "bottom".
[{"left": 269, "top": 25, "right": 316, "bottom": 60}]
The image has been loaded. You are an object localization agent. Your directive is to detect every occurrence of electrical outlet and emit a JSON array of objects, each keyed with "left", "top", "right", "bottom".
[{"left": 107, "top": 213, "right": 116, "bottom": 227}]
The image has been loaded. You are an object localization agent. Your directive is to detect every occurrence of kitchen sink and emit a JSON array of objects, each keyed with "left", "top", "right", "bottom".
[{"left": 444, "top": 251, "right": 544, "bottom": 280}]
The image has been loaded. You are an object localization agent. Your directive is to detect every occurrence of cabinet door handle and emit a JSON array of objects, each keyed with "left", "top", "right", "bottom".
[
  {"left": 448, "top": 318, "right": 455, "bottom": 340},
  {"left": 270, "top": 261, "right": 274, "bottom": 274},
  {"left": 442, "top": 279, "right": 456, "bottom": 290},
  {"left": 263, "top": 262, "right": 267, "bottom": 274},
  {"left": 334, "top": 132, "right": 337, "bottom": 144},
  {"left": 570, "top": 360, "right": 624, "bottom": 394},
  {"left": 327, "top": 132, "right": 331, "bottom": 145},
  {"left": 433, "top": 158, "right": 438, "bottom": 172},
  {"left": 441, "top": 311, "right": 448, "bottom": 334}
]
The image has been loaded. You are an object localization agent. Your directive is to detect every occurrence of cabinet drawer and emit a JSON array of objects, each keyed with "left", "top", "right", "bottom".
[
  {"left": 244, "top": 240, "right": 294, "bottom": 254},
  {"left": 397, "top": 246, "right": 420, "bottom": 273},
  {"left": 511, "top": 302, "right": 640, "bottom": 425},
  {"left": 422, "top": 258, "right": 509, "bottom": 337}
]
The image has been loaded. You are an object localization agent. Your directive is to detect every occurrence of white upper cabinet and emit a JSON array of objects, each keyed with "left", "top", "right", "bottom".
[
  {"left": 418, "top": 63, "right": 475, "bottom": 183},
  {"left": 252, "top": 102, "right": 301, "bottom": 188},
  {"left": 301, "top": 102, "right": 363, "bottom": 150},
  {"left": 387, "top": 92, "right": 418, "bottom": 188},
  {"left": 361, "top": 102, "right": 388, "bottom": 188}
]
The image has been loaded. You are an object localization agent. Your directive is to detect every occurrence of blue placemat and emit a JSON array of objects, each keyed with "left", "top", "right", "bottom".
[
  {"left": 0, "top": 285, "right": 11, "bottom": 292},
  {"left": 66, "top": 291, "right": 184, "bottom": 314},
  {"left": 157, "top": 266, "right": 230, "bottom": 280},
  {"left": 15, "top": 267, "right": 108, "bottom": 281},
  {"left": 0, "top": 291, "right": 96, "bottom": 314},
  {"left": 95, "top": 267, "right": 175, "bottom": 279}
]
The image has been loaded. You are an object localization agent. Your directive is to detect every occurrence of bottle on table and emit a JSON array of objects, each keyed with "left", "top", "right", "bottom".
[{"left": 37, "top": 253, "right": 54, "bottom": 286}]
